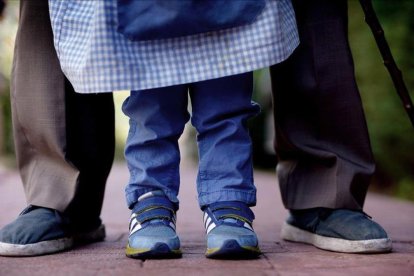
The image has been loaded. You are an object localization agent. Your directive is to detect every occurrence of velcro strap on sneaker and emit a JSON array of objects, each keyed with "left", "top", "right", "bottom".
[
  {"left": 206, "top": 201, "right": 255, "bottom": 225},
  {"left": 136, "top": 207, "right": 175, "bottom": 224},
  {"left": 132, "top": 196, "right": 177, "bottom": 224}
]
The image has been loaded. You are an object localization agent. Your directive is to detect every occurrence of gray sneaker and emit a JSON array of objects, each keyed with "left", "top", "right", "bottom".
[
  {"left": 281, "top": 208, "right": 392, "bottom": 253},
  {"left": 0, "top": 206, "right": 105, "bottom": 256}
]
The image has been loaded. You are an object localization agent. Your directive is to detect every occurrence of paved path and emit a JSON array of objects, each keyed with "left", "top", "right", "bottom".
[{"left": 0, "top": 162, "right": 413, "bottom": 275}]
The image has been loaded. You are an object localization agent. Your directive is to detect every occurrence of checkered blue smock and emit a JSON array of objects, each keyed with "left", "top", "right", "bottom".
[{"left": 49, "top": 0, "right": 299, "bottom": 93}]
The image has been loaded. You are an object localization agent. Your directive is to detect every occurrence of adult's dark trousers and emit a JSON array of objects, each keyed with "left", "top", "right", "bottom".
[
  {"left": 11, "top": 0, "right": 115, "bottom": 229},
  {"left": 270, "top": 0, "right": 375, "bottom": 210}
]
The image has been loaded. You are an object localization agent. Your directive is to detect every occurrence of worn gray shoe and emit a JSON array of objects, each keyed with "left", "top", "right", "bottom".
[
  {"left": 281, "top": 208, "right": 392, "bottom": 253},
  {"left": 0, "top": 206, "right": 105, "bottom": 256}
]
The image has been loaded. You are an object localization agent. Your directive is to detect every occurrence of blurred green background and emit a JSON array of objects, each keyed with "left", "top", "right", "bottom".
[{"left": 0, "top": 1, "right": 413, "bottom": 201}]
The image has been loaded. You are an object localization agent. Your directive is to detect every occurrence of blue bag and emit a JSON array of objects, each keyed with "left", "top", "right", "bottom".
[{"left": 117, "top": 0, "right": 266, "bottom": 41}]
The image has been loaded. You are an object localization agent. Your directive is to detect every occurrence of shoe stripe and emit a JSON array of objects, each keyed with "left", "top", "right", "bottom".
[
  {"left": 206, "top": 222, "right": 217, "bottom": 234},
  {"left": 243, "top": 222, "right": 253, "bottom": 231},
  {"left": 203, "top": 212, "right": 215, "bottom": 232},
  {"left": 203, "top": 212, "right": 208, "bottom": 225},
  {"left": 130, "top": 223, "right": 142, "bottom": 236},
  {"left": 129, "top": 213, "right": 138, "bottom": 230},
  {"left": 129, "top": 218, "right": 143, "bottom": 235},
  {"left": 205, "top": 217, "right": 212, "bottom": 229}
]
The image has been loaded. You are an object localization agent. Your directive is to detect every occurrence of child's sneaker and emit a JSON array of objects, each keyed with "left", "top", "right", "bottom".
[
  {"left": 125, "top": 191, "right": 182, "bottom": 259},
  {"left": 203, "top": 201, "right": 261, "bottom": 259}
]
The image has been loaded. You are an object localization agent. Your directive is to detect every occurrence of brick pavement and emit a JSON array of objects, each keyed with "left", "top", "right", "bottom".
[{"left": 0, "top": 162, "right": 413, "bottom": 276}]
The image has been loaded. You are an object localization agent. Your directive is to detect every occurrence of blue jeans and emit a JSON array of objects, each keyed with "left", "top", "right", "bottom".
[{"left": 122, "top": 72, "right": 260, "bottom": 209}]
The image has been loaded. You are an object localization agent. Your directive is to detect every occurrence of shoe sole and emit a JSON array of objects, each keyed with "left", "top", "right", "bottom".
[
  {"left": 281, "top": 222, "right": 392, "bottom": 253},
  {"left": 206, "top": 239, "right": 261, "bottom": 259},
  {"left": 126, "top": 242, "right": 182, "bottom": 259},
  {"left": 0, "top": 237, "right": 74, "bottom": 256}
]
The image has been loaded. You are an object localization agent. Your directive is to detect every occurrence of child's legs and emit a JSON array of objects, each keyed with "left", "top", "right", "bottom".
[
  {"left": 189, "top": 72, "right": 260, "bottom": 207},
  {"left": 122, "top": 86, "right": 189, "bottom": 209}
]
